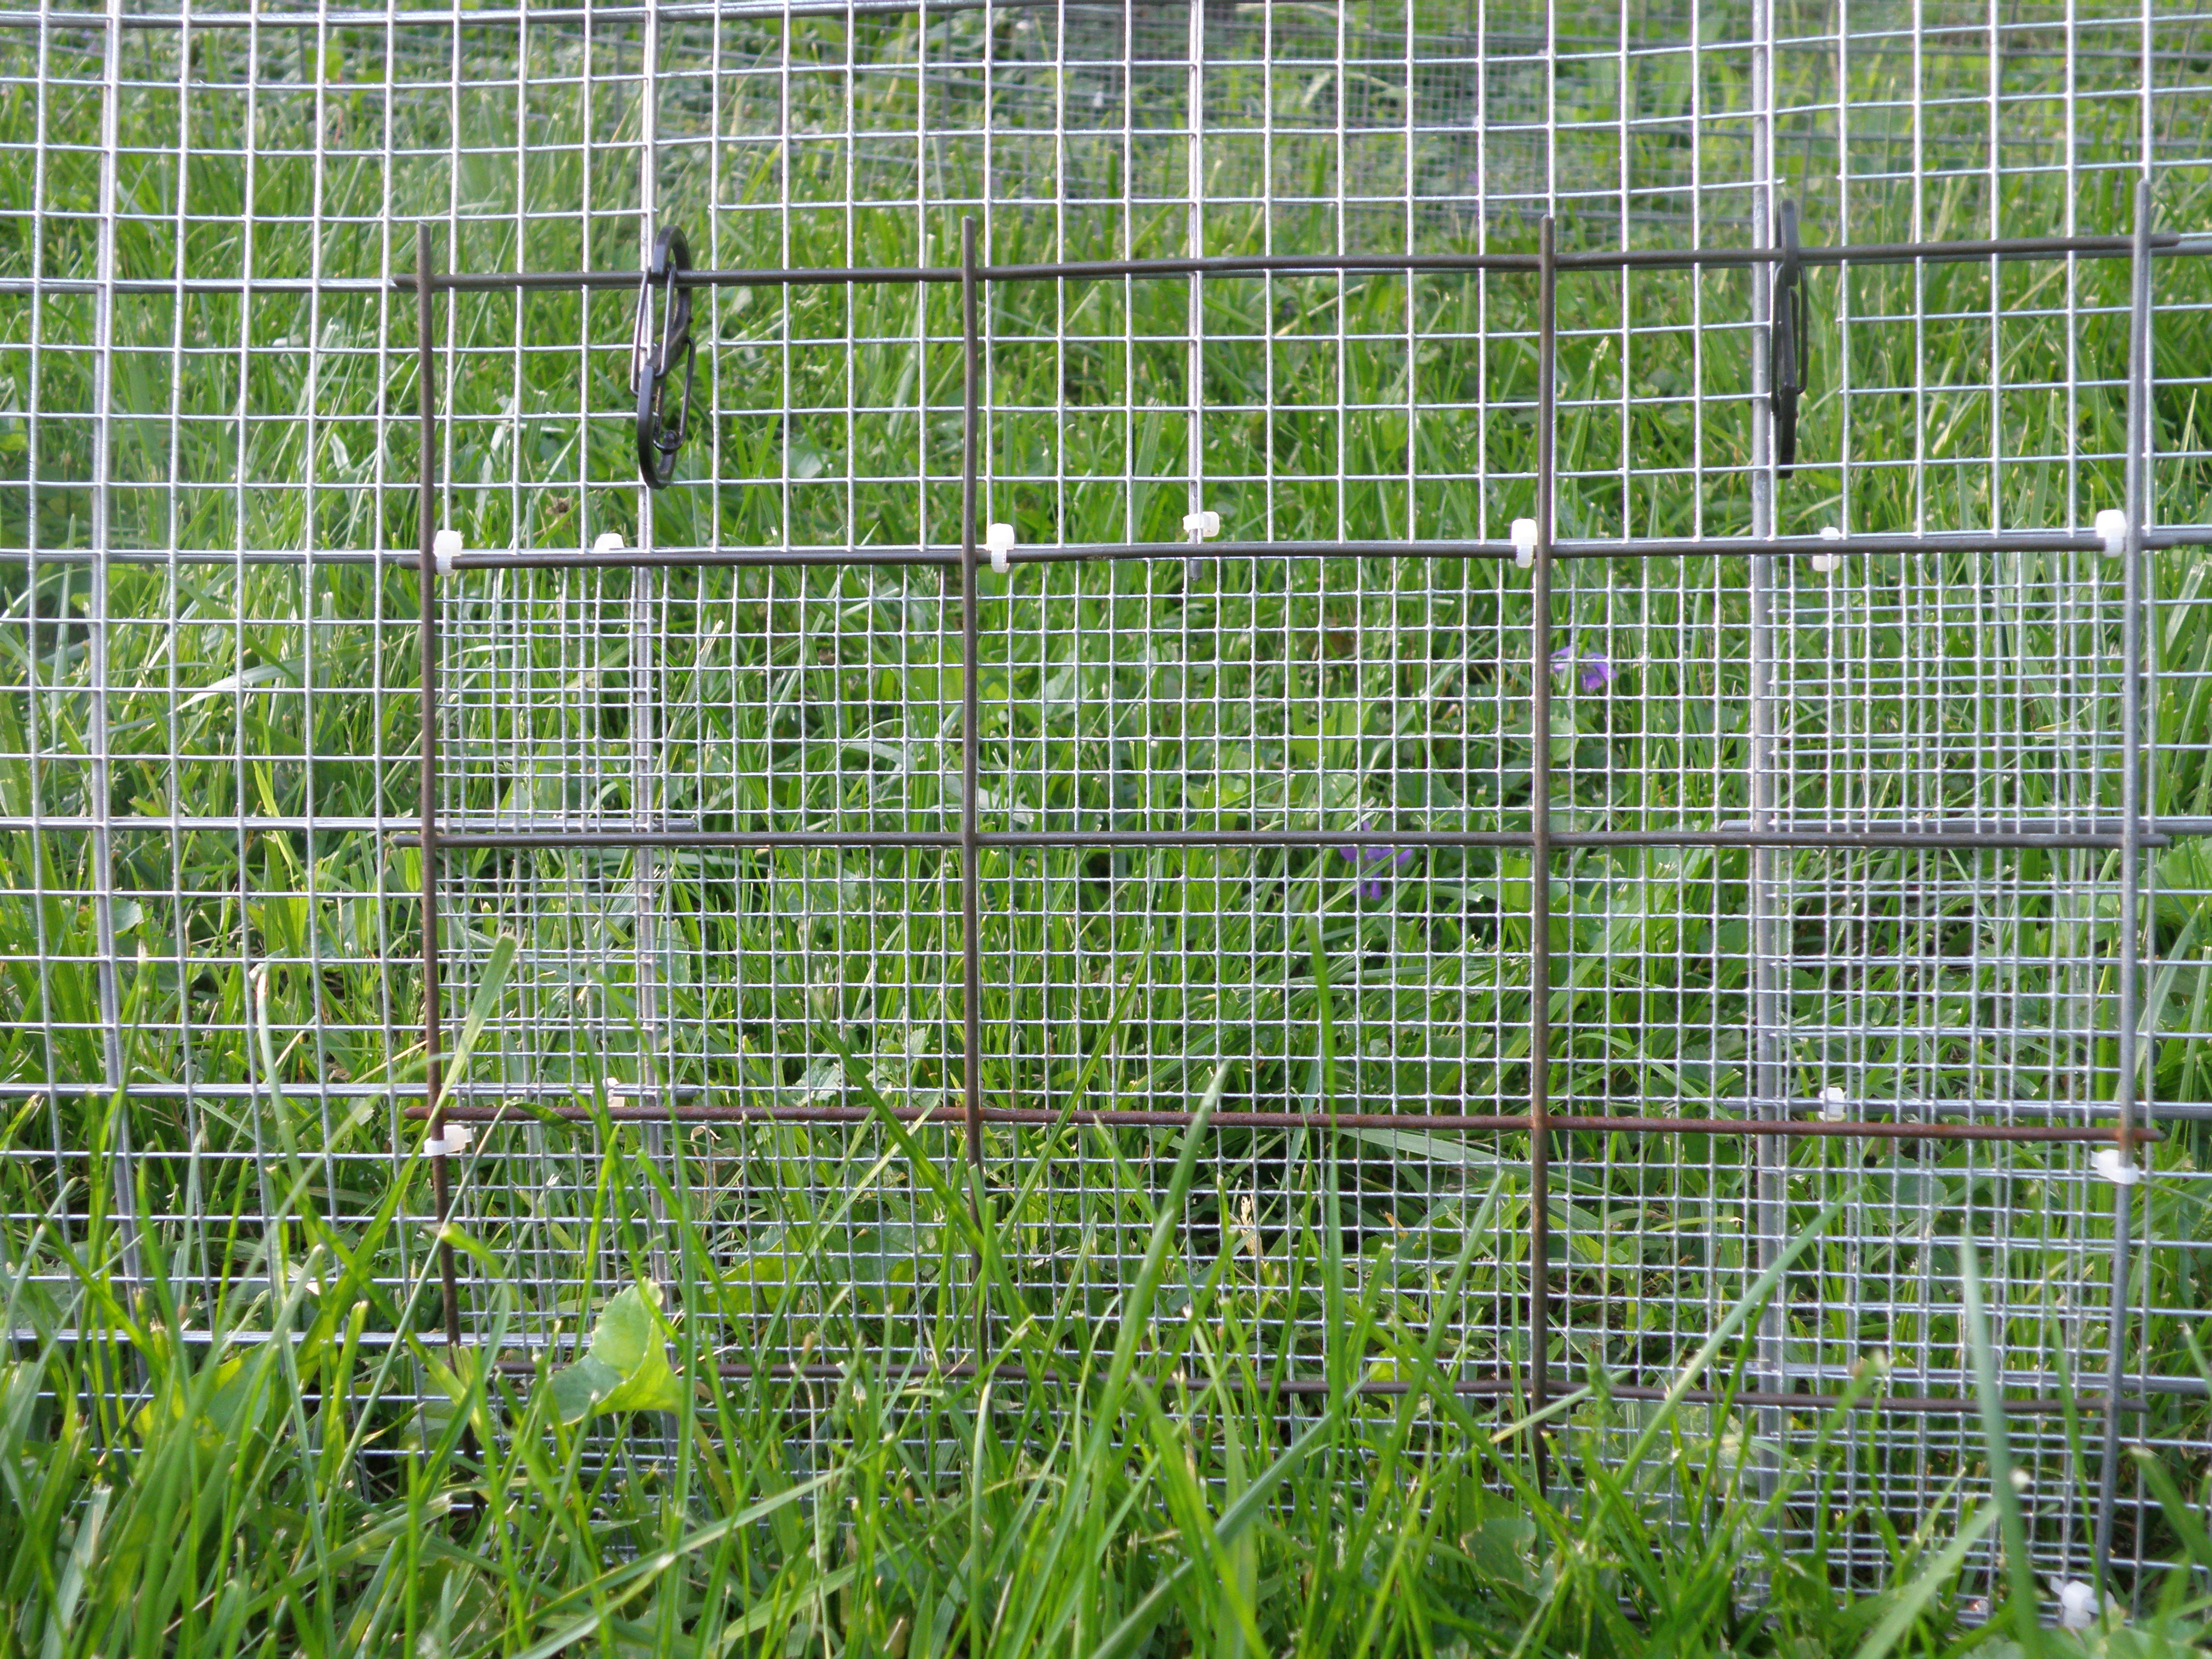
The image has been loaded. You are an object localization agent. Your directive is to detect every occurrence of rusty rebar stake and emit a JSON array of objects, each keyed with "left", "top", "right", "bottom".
[{"left": 1528, "top": 215, "right": 1558, "bottom": 1491}]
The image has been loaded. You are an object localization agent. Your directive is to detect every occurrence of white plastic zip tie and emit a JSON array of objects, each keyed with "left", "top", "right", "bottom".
[
  {"left": 423, "top": 1137, "right": 449, "bottom": 1157},
  {"left": 432, "top": 528, "right": 463, "bottom": 575},
  {"left": 1819, "top": 1085, "right": 1848, "bottom": 1122},
  {"left": 2093, "top": 1147, "right": 2143, "bottom": 1186},
  {"left": 2056, "top": 1581, "right": 2099, "bottom": 1631},
  {"left": 593, "top": 531, "right": 625, "bottom": 555},
  {"left": 1510, "top": 518, "right": 1538, "bottom": 571},
  {"left": 447, "top": 1121, "right": 474, "bottom": 1151},
  {"left": 2096, "top": 508, "right": 2127, "bottom": 557},
  {"left": 1812, "top": 525, "right": 1842, "bottom": 574},
  {"left": 1183, "top": 509, "right": 1221, "bottom": 578},
  {"left": 985, "top": 521, "right": 1016, "bottom": 574}
]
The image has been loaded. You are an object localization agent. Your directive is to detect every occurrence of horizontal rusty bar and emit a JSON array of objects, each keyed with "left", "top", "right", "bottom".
[
  {"left": 1270, "top": 1379, "right": 2151, "bottom": 1415},
  {"left": 1574, "top": 1384, "right": 2147, "bottom": 1416},
  {"left": 409, "top": 1101, "right": 2154, "bottom": 1143},
  {"left": 1560, "top": 1116, "right": 2150, "bottom": 1142},
  {"left": 481, "top": 1356, "right": 2148, "bottom": 1416},
  {"left": 403, "top": 825, "right": 2162, "bottom": 852}
]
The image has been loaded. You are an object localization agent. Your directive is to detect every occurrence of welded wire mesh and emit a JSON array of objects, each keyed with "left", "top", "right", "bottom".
[{"left": 4, "top": 0, "right": 2212, "bottom": 1598}]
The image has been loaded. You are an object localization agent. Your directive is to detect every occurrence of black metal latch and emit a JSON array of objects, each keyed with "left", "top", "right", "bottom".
[
  {"left": 1772, "top": 198, "right": 1806, "bottom": 478},
  {"left": 632, "top": 224, "right": 695, "bottom": 489}
]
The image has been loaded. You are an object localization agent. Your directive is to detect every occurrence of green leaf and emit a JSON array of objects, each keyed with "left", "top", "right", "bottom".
[
  {"left": 546, "top": 1281, "right": 687, "bottom": 1424},
  {"left": 546, "top": 1358, "right": 624, "bottom": 1426}
]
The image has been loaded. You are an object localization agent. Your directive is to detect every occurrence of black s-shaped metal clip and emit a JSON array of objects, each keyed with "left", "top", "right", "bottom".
[
  {"left": 1771, "top": 198, "right": 1806, "bottom": 478},
  {"left": 632, "top": 224, "right": 695, "bottom": 489}
]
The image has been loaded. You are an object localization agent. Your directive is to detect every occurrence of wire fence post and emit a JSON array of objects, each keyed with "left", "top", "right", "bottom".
[
  {"left": 1746, "top": 0, "right": 1789, "bottom": 1504},
  {"left": 2095, "top": 174, "right": 2155, "bottom": 1593},
  {"left": 90, "top": 0, "right": 143, "bottom": 1307}
]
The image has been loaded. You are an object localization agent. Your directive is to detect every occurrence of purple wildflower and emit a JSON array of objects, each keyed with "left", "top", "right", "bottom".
[
  {"left": 1335, "top": 820, "right": 1416, "bottom": 900},
  {"left": 1550, "top": 641, "right": 1615, "bottom": 693}
]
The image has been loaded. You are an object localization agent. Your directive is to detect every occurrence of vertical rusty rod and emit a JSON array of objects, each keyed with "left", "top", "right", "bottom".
[
  {"left": 957, "top": 215, "right": 990, "bottom": 1366},
  {"left": 417, "top": 224, "right": 464, "bottom": 1365},
  {"left": 2094, "top": 176, "right": 2153, "bottom": 1590},
  {"left": 959, "top": 215, "right": 984, "bottom": 1175},
  {"left": 1528, "top": 215, "right": 1557, "bottom": 1487}
]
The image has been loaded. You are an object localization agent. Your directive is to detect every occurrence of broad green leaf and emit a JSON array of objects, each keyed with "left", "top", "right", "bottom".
[{"left": 547, "top": 1281, "right": 687, "bottom": 1424}]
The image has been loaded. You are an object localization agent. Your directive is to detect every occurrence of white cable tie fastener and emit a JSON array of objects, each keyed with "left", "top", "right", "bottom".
[
  {"left": 985, "top": 521, "right": 1016, "bottom": 574},
  {"left": 1510, "top": 517, "right": 1538, "bottom": 571},
  {"left": 2093, "top": 1146, "right": 2143, "bottom": 1187},
  {"left": 1812, "top": 525, "right": 1842, "bottom": 574},
  {"left": 422, "top": 1136, "right": 449, "bottom": 1158},
  {"left": 1182, "top": 509, "right": 1221, "bottom": 577},
  {"left": 432, "top": 528, "right": 463, "bottom": 576},
  {"left": 1818, "top": 1085, "right": 1848, "bottom": 1122},
  {"left": 2096, "top": 508, "right": 2128, "bottom": 558},
  {"left": 447, "top": 1121, "right": 474, "bottom": 1152},
  {"left": 592, "top": 531, "right": 626, "bottom": 556},
  {"left": 2056, "top": 1580, "right": 2099, "bottom": 1632}
]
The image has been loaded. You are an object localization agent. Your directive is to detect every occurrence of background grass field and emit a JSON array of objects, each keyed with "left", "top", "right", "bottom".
[{"left": 6, "top": 1, "right": 2212, "bottom": 1652}]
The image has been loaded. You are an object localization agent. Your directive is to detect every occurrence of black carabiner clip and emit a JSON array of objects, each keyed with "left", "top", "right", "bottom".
[
  {"left": 1771, "top": 198, "right": 1808, "bottom": 479},
  {"left": 632, "top": 224, "right": 695, "bottom": 489}
]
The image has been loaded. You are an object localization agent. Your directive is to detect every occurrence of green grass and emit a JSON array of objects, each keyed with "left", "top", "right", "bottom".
[
  {"left": 10, "top": 1093, "right": 2212, "bottom": 1657},
  {"left": 5, "top": 2, "right": 2212, "bottom": 1651}
]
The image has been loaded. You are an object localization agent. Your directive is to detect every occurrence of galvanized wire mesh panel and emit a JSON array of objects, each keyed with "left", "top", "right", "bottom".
[{"left": 4, "top": 0, "right": 2212, "bottom": 1599}]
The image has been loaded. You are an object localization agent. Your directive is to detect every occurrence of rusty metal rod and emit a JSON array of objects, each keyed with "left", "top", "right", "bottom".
[
  {"left": 402, "top": 825, "right": 2168, "bottom": 852},
  {"left": 957, "top": 216, "right": 985, "bottom": 1184},
  {"left": 1528, "top": 212, "right": 1558, "bottom": 1485},
  {"left": 403, "top": 1102, "right": 2157, "bottom": 1142},
  {"left": 480, "top": 1355, "right": 2151, "bottom": 1416},
  {"left": 957, "top": 215, "right": 990, "bottom": 1363}
]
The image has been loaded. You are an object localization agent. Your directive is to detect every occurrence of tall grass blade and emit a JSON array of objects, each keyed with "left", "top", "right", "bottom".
[
  {"left": 1960, "top": 1246, "right": 2046, "bottom": 1653},
  {"left": 1848, "top": 1503, "right": 2002, "bottom": 1659}
]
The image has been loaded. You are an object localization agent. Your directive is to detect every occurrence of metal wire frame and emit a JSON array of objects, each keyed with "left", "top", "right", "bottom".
[
  {"left": 398, "top": 184, "right": 2185, "bottom": 1588},
  {"left": 5, "top": 0, "right": 2210, "bottom": 1600}
]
